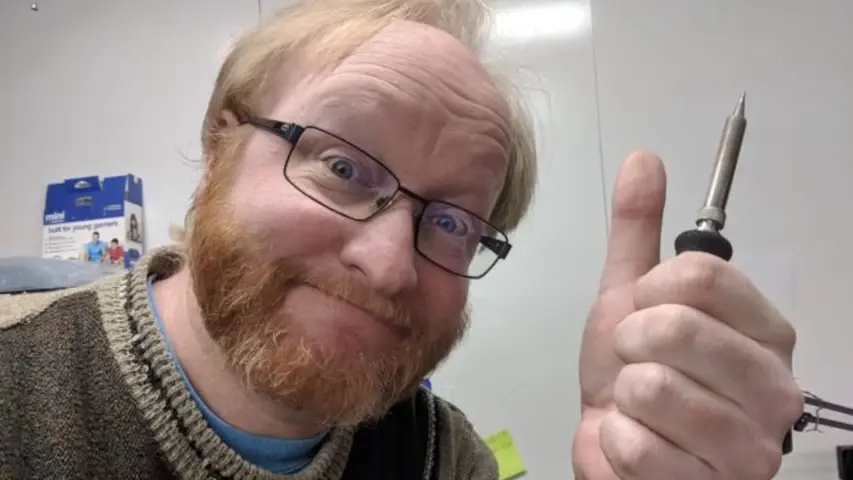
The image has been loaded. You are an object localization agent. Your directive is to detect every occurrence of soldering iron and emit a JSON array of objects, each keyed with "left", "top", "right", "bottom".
[{"left": 673, "top": 93, "right": 795, "bottom": 455}]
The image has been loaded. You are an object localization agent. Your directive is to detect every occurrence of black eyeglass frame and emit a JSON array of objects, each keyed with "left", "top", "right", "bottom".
[{"left": 244, "top": 116, "right": 513, "bottom": 279}]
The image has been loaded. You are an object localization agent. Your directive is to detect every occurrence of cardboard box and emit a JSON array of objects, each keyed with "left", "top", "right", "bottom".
[{"left": 42, "top": 174, "right": 144, "bottom": 269}]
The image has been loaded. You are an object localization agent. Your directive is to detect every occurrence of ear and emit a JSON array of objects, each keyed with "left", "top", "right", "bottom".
[
  {"left": 197, "top": 170, "right": 211, "bottom": 196},
  {"left": 202, "top": 107, "right": 240, "bottom": 169},
  {"left": 219, "top": 108, "right": 240, "bottom": 128}
]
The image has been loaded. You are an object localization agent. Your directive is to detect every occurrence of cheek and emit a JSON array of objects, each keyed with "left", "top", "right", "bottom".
[
  {"left": 228, "top": 160, "right": 346, "bottom": 257},
  {"left": 417, "top": 266, "right": 469, "bottom": 329}
]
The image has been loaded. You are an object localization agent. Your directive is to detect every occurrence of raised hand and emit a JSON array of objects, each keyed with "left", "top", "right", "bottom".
[{"left": 572, "top": 151, "right": 803, "bottom": 479}]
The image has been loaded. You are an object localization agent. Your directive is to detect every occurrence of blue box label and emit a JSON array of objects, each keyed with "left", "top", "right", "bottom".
[{"left": 42, "top": 174, "right": 145, "bottom": 269}]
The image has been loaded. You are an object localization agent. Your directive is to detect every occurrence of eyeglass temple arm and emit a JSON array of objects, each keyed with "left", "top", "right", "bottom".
[{"left": 481, "top": 236, "right": 511, "bottom": 259}]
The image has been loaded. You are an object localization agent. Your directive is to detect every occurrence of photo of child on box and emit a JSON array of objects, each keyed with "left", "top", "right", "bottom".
[
  {"left": 107, "top": 238, "right": 125, "bottom": 265},
  {"left": 42, "top": 174, "right": 145, "bottom": 269}
]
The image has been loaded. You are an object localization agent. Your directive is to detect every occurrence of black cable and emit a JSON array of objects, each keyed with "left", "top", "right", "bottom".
[
  {"left": 796, "top": 412, "right": 853, "bottom": 433},
  {"left": 785, "top": 393, "right": 853, "bottom": 454},
  {"left": 806, "top": 395, "right": 853, "bottom": 417}
]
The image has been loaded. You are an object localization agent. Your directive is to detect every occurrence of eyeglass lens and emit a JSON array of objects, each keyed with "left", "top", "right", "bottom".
[{"left": 284, "top": 127, "right": 506, "bottom": 278}]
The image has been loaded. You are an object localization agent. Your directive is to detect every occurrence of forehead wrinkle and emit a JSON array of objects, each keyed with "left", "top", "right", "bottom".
[
  {"left": 303, "top": 71, "right": 421, "bottom": 154},
  {"left": 323, "top": 66, "right": 504, "bottom": 199},
  {"left": 345, "top": 27, "right": 511, "bottom": 144},
  {"left": 343, "top": 55, "right": 510, "bottom": 150},
  {"left": 276, "top": 22, "right": 511, "bottom": 213},
  {"left": 286, "top": 20, "right": 510, "bottom": 154},
  {"left": 335, "top": 47, "right": 511, "bottom": 173},
  {"left": 313, "top": 61, "right": 454, "bottom": 157}
]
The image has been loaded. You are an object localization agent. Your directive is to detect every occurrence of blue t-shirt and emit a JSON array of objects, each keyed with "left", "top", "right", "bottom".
[
  {"left": 86, "top": 241, "right": 106, "bottom": 262},
  {"left": 147, "top": 278, "right": 327, "bottom": 473}
]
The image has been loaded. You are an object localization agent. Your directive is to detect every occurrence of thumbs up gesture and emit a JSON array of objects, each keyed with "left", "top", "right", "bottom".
[{"left": 571, "top": 152, "right": 803, "bottom": 479}]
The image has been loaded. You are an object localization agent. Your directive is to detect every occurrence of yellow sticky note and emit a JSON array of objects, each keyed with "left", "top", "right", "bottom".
[{"left": 485, "top": 429, "right": 526, "bottom": 480}]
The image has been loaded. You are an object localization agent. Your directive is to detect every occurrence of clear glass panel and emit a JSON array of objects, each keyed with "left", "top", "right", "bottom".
[
  {"left": 285, "top": 127, "right": 398, "bottom": 220},
  {"left": 417, "top": 201, "right": 503, "bottom": 277}
]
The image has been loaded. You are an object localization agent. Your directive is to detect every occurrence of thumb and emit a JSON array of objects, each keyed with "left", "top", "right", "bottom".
[{"left": 598, "top": 151, "right": 667, "bottom": 294}]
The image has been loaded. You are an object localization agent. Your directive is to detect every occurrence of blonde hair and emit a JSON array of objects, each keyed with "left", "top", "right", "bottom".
[{"left": 173, "top": 0, "right": 537, "bottom": 242}]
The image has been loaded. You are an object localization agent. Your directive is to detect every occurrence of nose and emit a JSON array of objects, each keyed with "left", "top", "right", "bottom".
[{"left": 340, "top": 203, "right": 419, "bottom": 296}]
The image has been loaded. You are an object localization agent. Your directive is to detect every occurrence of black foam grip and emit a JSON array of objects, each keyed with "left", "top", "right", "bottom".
[{"left": 674, "top": 229, "right": 733, "bottom": 261}]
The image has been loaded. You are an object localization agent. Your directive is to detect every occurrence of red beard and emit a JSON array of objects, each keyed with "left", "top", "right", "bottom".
[{"left": 187, "top": 150, "right": 467, "bottom": 426}]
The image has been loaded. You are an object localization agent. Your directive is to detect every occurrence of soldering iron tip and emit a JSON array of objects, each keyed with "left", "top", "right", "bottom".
[{"left": 732, "top": 91, "right": 746, "bottom": 117}]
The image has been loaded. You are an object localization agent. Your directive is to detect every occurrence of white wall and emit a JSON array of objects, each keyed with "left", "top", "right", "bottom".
[
  {"left": 592, "top": 2, "right": 853, "bottom": 478},
  {"left": 0, "top": 0, "right": 258, "bottom": 252},
  {"left": 430, "top": 2, "right": 607, "bottom": 479},
  {"left": 2, "top": 1, "right": 852, "bottom": 479}
]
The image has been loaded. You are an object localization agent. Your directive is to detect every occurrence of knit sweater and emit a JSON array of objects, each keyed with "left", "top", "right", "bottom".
[{"left": 0, "top": 248, "right": 498, "bottom": 480}]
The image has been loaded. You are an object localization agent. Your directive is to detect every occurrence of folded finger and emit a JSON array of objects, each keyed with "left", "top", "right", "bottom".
[
  {"left": 613, "top": 362, "right": 783, "bottom": 478},
  {"left": 613, "top": 304, "right": 797, "bottom": 425},
  {"left": 634, "top": 252, "right": 796, "bottom": 358},
  {"left": 599, "top": 409, "right": 713, "bottom": 480}
]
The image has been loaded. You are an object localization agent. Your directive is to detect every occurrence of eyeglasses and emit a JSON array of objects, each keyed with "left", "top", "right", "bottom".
[{"left": 245, "top": 116, "right": 513, "bottom": 279}]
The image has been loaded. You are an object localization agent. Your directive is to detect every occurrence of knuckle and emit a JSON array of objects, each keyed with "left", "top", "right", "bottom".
[
  {"left": 610, "top": 430, "right": 655, "bottom": 476},
  {"left": 672, "top": 252, "right": 720, "bottom": 293},
  {"left": 613, "top": 310, "right": 651, "bottom": 359},
  {"left": 646, "top": 305, "right": 700, "bottom": 351},
  {"left": 617, "top": 363, "right": 674, "bottom": 409},
  {"left": 778, "top": 387, "right": 806, "bottom": 425},
  {"left": 636, "top": 253, "right": 722, "bottom": 308},
  {"left": 615, "top": 306, "right": 699, "bottom": 362},
  {"left": 774, "top": 321, "right": 798, "bottom": 354}
]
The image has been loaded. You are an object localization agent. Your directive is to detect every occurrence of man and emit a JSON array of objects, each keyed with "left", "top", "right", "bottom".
[
  {"left": 0, "top": 0, "right": 802, "bottom": 479},
  {"left": 84, "top": 230, "right": 107, "bottom": 262}
]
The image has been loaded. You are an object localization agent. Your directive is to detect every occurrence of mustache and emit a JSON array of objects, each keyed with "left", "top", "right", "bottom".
[
  {"left": 190, "top": 194, "right": 414, "bottom": 334},
  {"left": 301, "top": 270, "right": 414, "bottom": 333},
  {"left": 197, "top": 233, "right": 415, "bottom": 332}
]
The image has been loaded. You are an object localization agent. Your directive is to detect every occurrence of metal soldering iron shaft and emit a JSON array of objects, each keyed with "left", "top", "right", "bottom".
[
  {"left": 696, "top": 92, "right": 748, "bottom": 232},
  {"left": 674, "top": 92, "right": 748, "bottom": 261}
]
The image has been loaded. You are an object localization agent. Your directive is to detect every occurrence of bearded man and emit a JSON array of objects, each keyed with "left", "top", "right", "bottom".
[{"left": 0, "top": 0, "right": 803, "bottom": 479}]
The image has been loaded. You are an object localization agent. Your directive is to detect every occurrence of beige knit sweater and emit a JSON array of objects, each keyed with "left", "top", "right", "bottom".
[{"left": 0, "top": 248, "right": 498, "bottom": 480}]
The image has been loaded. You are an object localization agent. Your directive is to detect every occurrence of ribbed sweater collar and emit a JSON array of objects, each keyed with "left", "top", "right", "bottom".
[{"left": 98, "top": 246, "right": 354, "bottom": 480}]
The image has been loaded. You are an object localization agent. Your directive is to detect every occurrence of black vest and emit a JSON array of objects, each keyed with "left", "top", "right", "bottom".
[{"left": 341, "top": 388, "right": 441, "bottom": 480}]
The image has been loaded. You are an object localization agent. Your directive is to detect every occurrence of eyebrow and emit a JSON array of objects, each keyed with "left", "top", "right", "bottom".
[
  {"left": 305, "top": 98, "right": 504, "bottom": 212},
  {"left": 429, "top": 163, "right": 501, "bottom": 211}
]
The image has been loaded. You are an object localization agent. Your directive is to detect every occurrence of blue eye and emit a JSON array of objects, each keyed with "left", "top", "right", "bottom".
[
  {"left": 328, "top": 157, "right": 358, "bottom": 180},
  {"left": 430, "top": 213, "right": 468, "bottom": 235}
]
